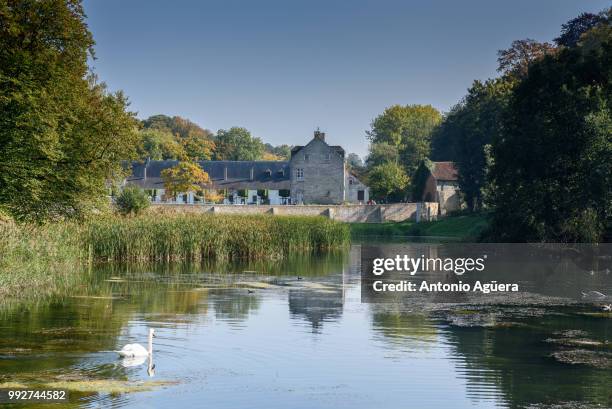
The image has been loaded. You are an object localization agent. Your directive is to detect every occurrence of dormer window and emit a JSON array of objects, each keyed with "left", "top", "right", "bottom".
[{"left": 304, "top": 154, "right": 310, "bottom": 162}]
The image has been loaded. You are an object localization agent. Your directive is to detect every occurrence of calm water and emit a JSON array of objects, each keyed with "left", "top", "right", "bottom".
[{"left": 1, "top": 245, "right": 611, "bottom": 409}]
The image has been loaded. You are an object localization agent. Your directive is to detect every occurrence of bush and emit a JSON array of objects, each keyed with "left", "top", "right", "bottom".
[{"left": 115, "top": 186, "right": 150, "bottom": 215}]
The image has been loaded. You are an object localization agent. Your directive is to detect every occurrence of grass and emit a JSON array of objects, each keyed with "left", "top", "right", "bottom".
[
  {"left": 0, "top": 214, "right": 350, "bottom": 302},
  {"left": 350, "top": 213, "right": 489, "bottom": 241},
  {"left": 0, "top": 221, "right": 86, "bottom": 304},
  {"left": 84, "top": 214, "right": 350, "bottom": 261}
]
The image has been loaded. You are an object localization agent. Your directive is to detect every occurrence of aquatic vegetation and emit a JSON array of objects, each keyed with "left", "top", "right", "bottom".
[
  {"left": 0, "top": 214, "right": 349, "bottom": 303},
  {"left": 84, "top": 214, "right": 350, "bottom": 262},
  {"left": 0, "top": 222, "right": 86, "bottom": 305},
  {"left": 44, "top": 379, "right": 178, "bottom": 393}
]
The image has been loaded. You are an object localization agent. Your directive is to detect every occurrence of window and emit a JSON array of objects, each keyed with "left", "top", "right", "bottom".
[
  {"left": 325, "top": 153, "right": 331, "bottom": 161},
  {"left": 357, "top": 190, "right": 365, "bottom": 201},
  {"left": 304, "top": 154, "right": 310, "bottom": 162},
  {"left": 295, "top": 168, "right": 304, "bottom": 180},
  {"left": 349, "top": 178, "right": 354, "bottom": 185}
]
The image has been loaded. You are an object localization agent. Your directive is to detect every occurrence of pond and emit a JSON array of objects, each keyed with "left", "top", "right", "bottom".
[{"left": 0, "top": 245, "right": 611, "bottom": 408}]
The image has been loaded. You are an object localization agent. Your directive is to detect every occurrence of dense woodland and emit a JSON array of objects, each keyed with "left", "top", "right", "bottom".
[{"left": 0, "top": 0, "right": 609, "bottom": 242}]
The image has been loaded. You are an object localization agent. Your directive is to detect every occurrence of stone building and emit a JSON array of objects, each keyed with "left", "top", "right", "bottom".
[
  {"left": 123, "top": 130, "right": 369, "bottom": 205},
  {"left": 419, "top": 161, "right": 462, "bottom": 215}
]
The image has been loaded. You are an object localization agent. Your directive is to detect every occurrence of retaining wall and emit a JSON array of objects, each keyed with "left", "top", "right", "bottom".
[{"left": 150, "top": 203, "right": 438, "bottom": 223}]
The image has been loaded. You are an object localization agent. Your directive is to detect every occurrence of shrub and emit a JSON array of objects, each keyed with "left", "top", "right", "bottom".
[{"left": 115, "top": 186, "right": 150, "bottom": 215}]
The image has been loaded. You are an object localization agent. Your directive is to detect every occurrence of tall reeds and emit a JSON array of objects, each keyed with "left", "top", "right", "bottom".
[
  {"left": 84, "top": 214, "right": 350, "bottom": 262},
  {"left": 0, "top": 214, "right": 349, "bottom": 302}
]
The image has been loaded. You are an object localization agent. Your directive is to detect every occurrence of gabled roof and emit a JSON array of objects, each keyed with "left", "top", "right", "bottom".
[
  {"left": 290, "top": 135, "right": 344, "bottom": 159},
  {"left": 431, "top": 161, "right": 458, "bottom": 181},
  {"left": 126, "top": 160, "right": 291, "bottom": 190}
]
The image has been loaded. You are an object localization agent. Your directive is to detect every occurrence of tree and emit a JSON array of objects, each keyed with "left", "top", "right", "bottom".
[
  {"left": 214, "top": 127, "right": 264, "bottom": 161},
  {"left": 365, "top": 142, "right": 400, "bottom": 168},
  {"left": 367, "top": 105, "right": 441, "bottom": 176},
  {"left": 138, "top": 129, "right": 186, "bottom": 160},
  {"left": 554, "top": 11, "right": 608, "bottom": 48},
  {"left": 264, "top": 143, "right": 291, "bottom": 160},
  {"left": 180, "top": 134, "right": 215, "bottom": 160},
  {"left": 488, "top": 34, "right": 611, "bottom": 242},
  {"left": 141, "top": 115, "right": 215, "bottom": 161},
  {"left": 497, "top": 39, "right": 556, "bottom": 78},
  {"left": 346, "top": 153, "right": 364, "bottom": 169},
  {"left": 366, "top": 162, "right": 409, "bottom": 202},
  {"left": 430, "top": 78, "right": 514, "bottom": 210},
  {"left": 115, "top": 186, "right": 150, "bottom": 215},
  {"left": 0, "top": 0, "right": 140, "bottom": 221},
  {"left": 161, "top": 162, "right": 211, "bottom": 198}
]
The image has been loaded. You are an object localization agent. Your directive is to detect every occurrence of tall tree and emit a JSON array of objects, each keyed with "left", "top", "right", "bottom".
[
  {"left": 214, "top": 127, "right": 264, "bottom": 161},
  {"left": 489, "top": 29, "right": 611, "bottom": 242},
  {"left": 0, "top": 0, "right": 140, "bottom": 221},
  {"left": 496, "top": 39, "right": 556, "bottom": 78},
  {"left": 430, "top": 79, "right": 514, "bottom": 210},
  {"left": 367, "top": 105, "right": 441, "bottom": 176},
  {"left": 554, "top": 11, "right": 608, "bottom": 48},
  {"left": 365, "top": 143, "right": 400, "bottom": 168},
  {"left": 138, "top": 129, "right": 186, "bottom": 160},
  {"left": 141, "top": 115, "right": 215, "bottom": 160}
]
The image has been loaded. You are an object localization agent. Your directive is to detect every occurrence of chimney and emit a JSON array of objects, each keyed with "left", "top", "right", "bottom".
[
  {"left": 314, "top": 129, "right": 325, "bottom": 141},
  {"left": 250, "top": 167, "right": 254, "bottom": 181},
  {"left": 144, "top": 157, "right": 150, "bottom": 180},
  {"left": 224, "top": 166, "right": 228, "bottom": 180}
]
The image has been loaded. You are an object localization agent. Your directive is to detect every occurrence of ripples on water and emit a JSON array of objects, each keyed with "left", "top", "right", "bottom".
[{"left": 0, "top": 246, "right": 610, "bottom": 408}]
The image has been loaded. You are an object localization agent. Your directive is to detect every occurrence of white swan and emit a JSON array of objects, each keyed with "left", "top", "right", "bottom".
[
  {"left": 603, "top": 304, "right": 612, "bottom": 312},
  {"left": 116, "top": 328, "right": 155, "bottom": 358}
]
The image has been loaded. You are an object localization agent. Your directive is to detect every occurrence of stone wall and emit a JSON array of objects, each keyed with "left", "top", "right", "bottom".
[
  {"left": 150, "top": 202, "right": 439, "bottom": 223},
  {"left": 289, "top": 138, "right": 345, "bottom": 205}
]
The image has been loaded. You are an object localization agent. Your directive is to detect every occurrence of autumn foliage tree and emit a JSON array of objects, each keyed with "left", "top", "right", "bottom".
[{"left": 161, "top": 162, "right": 211, "bottom": 200}]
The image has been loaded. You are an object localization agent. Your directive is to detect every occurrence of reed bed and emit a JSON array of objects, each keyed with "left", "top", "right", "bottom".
[
  {"left": 0, "top": 214, "right": 349, "bottom": 302},
  {"left": 0, "top": 221, "right": 85, "bottom": 303},
  {"left": 84, "top": 214, "right": 350, "bottom": 262}
]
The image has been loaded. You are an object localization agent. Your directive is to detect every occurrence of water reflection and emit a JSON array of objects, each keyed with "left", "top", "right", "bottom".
[{"left": 0, "top": 245, "right": 610, "bottom": 408}]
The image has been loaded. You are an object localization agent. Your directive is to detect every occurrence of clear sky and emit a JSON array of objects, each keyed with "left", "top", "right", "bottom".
[{"left": 83, "top": 0, "right": 609, "bottom": 158}]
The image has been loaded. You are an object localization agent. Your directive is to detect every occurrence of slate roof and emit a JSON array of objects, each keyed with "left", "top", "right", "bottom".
[
  {"left": 125, "top": 160, "right": 291, "bottom": 190},
  {"left": 431, "top": 161, "right": 458, "bottom": 181}
]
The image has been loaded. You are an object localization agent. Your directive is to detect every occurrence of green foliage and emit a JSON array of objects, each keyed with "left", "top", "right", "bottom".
[
  {"left": 365, "top": 142, "right": 399, "bottom": 168},
  {"left": 0, "top": 213, "right": 349, "bottom": 302},
  {"left": 138, "top": 129, "right": 186, "bottom": 160},
  {"left": 84, "top": 214, "right": 350, "bottom": 261},
  {"left": 214, "top": 127, "right": 265, "bottom": 161},
  {"left": 143, "top": 114, "right": 212, "bottom": 141},
  {"left": 115, "top": 186, "right": 150, "bottom": 215},
  {"left": 264, "top": 143, "right": 292, "bottom": 160},
  {"left": 140, "top": 115, "right": 215, "bottom": 160},
  {"left": 554, "top": 11, "right": 609, "bottom": 48},
  {"left": 488, "top": 31, "right": 611, "bottom": 242},
  {"left": 350, "top": 214, "right": 489, "bottom": 241},
  {"left": 430, "top": 78, "right": 514, "bottom": 210},
  {"left": 367, "top": 162, "right": 409, "bottom": 202},
  {"left": 0, "top": 221, "right": 84, "bottom": 303},
  {"left": 0, "top": 0, "right": 140, "bottom": 222},
  {"left": 367, "top": 104, "right": 442, "bottom": 176}
]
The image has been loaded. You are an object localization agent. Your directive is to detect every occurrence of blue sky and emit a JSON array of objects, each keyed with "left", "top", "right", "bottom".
[{"left": 84, "top": 0, "right": 610, "bottom": 158}]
